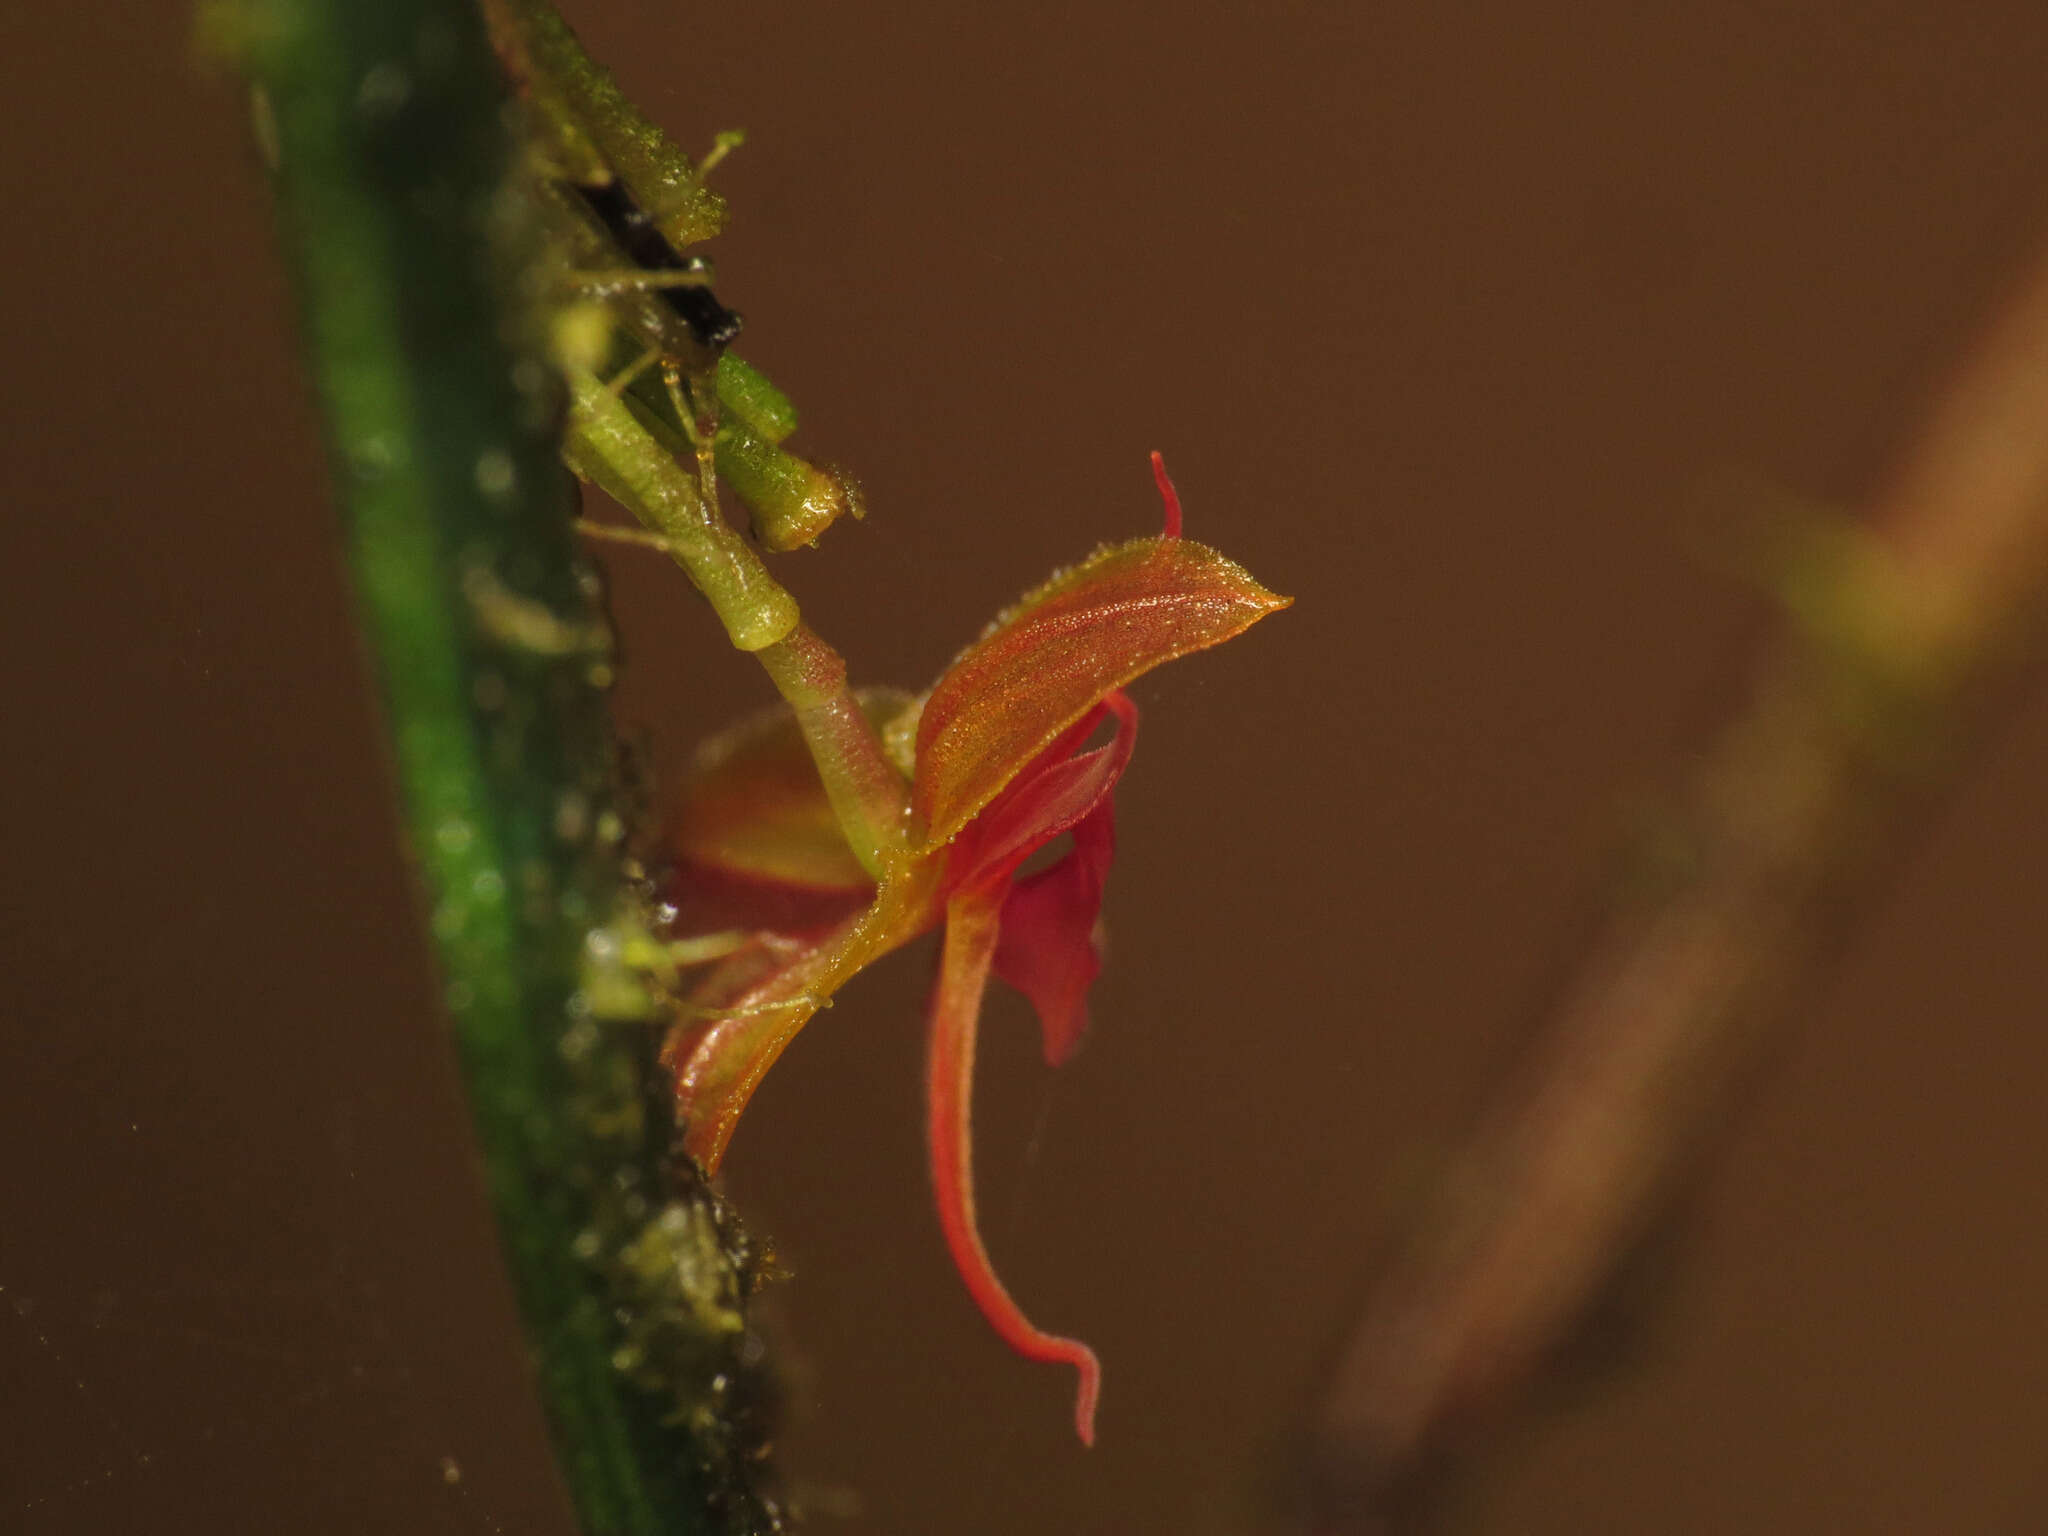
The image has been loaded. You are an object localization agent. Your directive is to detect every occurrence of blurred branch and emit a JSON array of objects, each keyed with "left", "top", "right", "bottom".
[
  {"left": 228, "top": 1, "right": 779, "bottom": 1530},
  {"left": 1307, "top": 237, "right": 2048, "bottom": 1527}
]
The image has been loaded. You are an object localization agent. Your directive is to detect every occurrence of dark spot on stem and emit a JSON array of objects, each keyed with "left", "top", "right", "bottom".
[{"left": 573, "top": 177, "right": 744, "bottom": 350}]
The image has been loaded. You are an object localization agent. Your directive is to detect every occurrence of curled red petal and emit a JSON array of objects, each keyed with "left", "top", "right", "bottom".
[{"left": 927, "top": 885, "right": 1102, "bottom": 1445}]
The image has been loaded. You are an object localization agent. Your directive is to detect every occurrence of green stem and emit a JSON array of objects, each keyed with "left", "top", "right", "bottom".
[
  {"left": 757, "top": 625, "right": 912, "bottom": 876},
  {"left": 231, "top": 2, "right": 776, "bottom": 1531}
]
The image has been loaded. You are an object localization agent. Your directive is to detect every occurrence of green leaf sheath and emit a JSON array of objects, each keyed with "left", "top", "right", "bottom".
[
  {"left": 480, "top": 0, "right": 728, "bottom": 246},
  {"left": 232, "top": 2, "right": 776, "bottom": 1531}
]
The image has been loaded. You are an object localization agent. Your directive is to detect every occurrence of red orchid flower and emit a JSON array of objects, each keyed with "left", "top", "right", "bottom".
[{"left": 662, "top": 457, "right": 1288, "bottom": 1444}]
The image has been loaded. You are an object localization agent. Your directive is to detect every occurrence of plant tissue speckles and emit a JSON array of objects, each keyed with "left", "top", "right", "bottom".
[
  {"left": 460, "top": 562, "right": 612, "bottom": 655},
  {"left": 355, "top": 60, "right": 413, "bottom": 119},
  {"left": 474, "top": 446, "right": 518, "bottom": 500}
]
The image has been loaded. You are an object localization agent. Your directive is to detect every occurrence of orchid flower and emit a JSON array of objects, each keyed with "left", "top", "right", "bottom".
[{"left": 662, "top": 458, "right": 1289, "bottom": 1443}]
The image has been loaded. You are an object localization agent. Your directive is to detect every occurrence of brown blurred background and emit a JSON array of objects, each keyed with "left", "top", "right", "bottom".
[{"left": 8, "top": 2, "right": 2048, "bottom": 1532}]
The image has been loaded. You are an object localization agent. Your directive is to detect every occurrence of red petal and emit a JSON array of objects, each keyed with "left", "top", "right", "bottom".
[
  {"left": 927, "top": 884, "right": 1102, "bottom": 1445},
  {"left": 993, "top": 792, "right": 1115, "bottom": 1067},
  {"left": 914, "top": 537, "right": 1289, "bottom": 848},
  {"left": 965, "top": 690, "right": 1134, "bottom": 1065}
]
